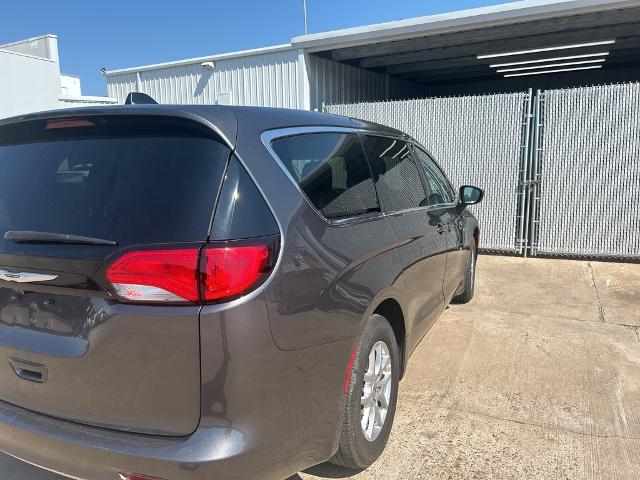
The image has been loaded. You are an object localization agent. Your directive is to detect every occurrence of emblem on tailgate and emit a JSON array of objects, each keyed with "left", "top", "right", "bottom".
[{"left": 0, "top": 269, "right": 58, "bottom": 283}]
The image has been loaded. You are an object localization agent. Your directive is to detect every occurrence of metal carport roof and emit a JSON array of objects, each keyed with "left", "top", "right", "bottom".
[{"left": 292, "top": 0, "right": 640, "bottom": 90}]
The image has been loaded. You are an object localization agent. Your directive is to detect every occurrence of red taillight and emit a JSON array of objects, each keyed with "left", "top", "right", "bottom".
[
  {"left": 106, "top": 249, "right": 200, "bottom": 303},
  {"left": 106, "top": 242, "right": 274, "bottom": 304},
  {"left": 119, "top": 472, "right": 164, "bottom": 480},
  {"left": 202, "top": 245, "right": 270, "bottom": 301}
]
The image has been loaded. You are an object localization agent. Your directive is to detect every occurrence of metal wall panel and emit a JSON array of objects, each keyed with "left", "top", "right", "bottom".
[
  {"left": 308, "top": 55, "right": 426, "bottom": 111},
  {"left": 107, "top": 50, "right": 426, "bottom": 112},
  {"left": 107, "top": 49, "right": 301, "bottom": 108},
  {"left": 325, "top": 93, "right": 530, "bottom": 252},
  {"left": 308, "top": 55, "right": 386, "bottom": 111},
  {"left": 533, "top": 83, "right": 640, "bottom": 258},
  {"left": 105, "top": 72, "right": 137, "bottom": 104},
  {"left": 388, "top": 75, "right": 429, "bottom": 100}
]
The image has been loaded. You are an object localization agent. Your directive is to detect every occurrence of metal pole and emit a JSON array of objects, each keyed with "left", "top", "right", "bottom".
[
  {"left": 518, "top": 89, "right": 533, "bottom": 256},
  {"left": 522, "top": 91, "right": 537, "bottom": 258},
  {"left": 529, "top": 90, "right": 542, "bottom": 257},
  {"left": 303, "top": 0, "right": 308, "bottom": 35}
]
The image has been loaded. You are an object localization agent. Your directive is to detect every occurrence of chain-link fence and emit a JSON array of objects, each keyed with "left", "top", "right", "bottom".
[
  {"left": 531, "top": 83, "right": 640, "bottom": 259},
  {"left": 325, "top": 93, "right": 531, "bottom": 253},
  {"left": 325, "top": 84, "right": 640, "bottom": 260}
]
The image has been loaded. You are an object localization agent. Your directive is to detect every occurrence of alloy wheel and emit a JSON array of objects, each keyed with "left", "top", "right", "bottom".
[{"left": 360, "top": 340, "right": 392, "bottom": 441}]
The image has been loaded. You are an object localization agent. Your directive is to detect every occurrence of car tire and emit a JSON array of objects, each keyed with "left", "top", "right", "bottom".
[
  {"left": 452, "top": 242, "right": 477, "bottom": 304},
  {"left": 330, "top": 314, "right": 400, "bottom": 470}
]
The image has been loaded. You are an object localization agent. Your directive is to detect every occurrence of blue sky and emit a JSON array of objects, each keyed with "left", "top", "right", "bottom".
[{"left": 1, "top": 0, "right": 513, "bottom": 96}]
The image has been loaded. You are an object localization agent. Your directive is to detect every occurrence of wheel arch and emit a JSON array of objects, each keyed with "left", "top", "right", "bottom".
[{"left": 372, "top": 298, "right": 407, "bottom": 379}]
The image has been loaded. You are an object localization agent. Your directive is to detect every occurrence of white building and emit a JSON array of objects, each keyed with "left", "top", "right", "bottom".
[
  {"left": 104, "top": 0, "right": 640, "bottom": 109},
  {"left": 104, "top": 44, "right": 422, "bottom": 111},
  {"left": 0, "top": 34, "right": 116, "bottom": 119}
]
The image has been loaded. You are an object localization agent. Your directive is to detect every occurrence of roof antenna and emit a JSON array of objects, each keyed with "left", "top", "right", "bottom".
[
  {"left": 303, "top": 0, "right": 308, "bottom": 35},
  {"left": 124, "top": 92, "right": 158, "bottom": 105}
]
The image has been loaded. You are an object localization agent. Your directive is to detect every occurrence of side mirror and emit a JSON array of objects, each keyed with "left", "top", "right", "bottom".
[{"left": 459, "top": 185, "right": 484, "bottom": 206}]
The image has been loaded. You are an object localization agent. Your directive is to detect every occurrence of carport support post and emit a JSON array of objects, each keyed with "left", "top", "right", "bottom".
[
  {"left": 297, "top": 48, "right": 312, "bottom": 110},
  {"left": 519, "top": 89, "right": 533, "bottom": 256}
]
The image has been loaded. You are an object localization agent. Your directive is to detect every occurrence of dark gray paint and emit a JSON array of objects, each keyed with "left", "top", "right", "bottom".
[{"left": 0, "top": 105, "right": 479, "bottom": 480}]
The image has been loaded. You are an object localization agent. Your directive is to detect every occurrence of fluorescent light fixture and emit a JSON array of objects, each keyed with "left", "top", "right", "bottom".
[
  {"left": 504, "top": 65, "right": 602, "bottom": 78},
  {"left": 490, "top": 52, "right": 609, "bottom": 68},
  {"left": 478, "top": 40, "right": 615, "bottom": 59},
  {"left": 497, "top": 58, "right": 606, "bottom": 73}
]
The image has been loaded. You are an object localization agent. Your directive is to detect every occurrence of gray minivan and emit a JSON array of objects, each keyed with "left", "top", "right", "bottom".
[{"left": 0, "top": 105, "right": 482, "bottom": 480}]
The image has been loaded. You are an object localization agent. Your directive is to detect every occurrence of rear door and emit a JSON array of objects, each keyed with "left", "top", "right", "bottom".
[
  {"left": 360, "top": 134, "right": 447, "bottom": 350},
  {"left": 0, "top": 115, "right": 230, "bottom": 435},
  {"left": 412, "top": 146, "right": 466, "bottom": 302}
]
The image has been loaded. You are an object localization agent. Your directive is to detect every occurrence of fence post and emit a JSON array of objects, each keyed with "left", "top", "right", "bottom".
[
  {"left": 518, "top": 89, "right": 533, "bottom": 256},
  {"left": 528, "top": 90, "right": 543, "bottom": 257}
]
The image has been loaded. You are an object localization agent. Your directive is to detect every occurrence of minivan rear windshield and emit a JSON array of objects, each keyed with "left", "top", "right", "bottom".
[{"left": 0, "top": 116, "right": 230, "bottom": 254}]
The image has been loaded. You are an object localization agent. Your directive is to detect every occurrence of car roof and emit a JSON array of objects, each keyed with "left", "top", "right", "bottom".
[{"left": 0, "top": 104, "right": 407, "bottom": 148}]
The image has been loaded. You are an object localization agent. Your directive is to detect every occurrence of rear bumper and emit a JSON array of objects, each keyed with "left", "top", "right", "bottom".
[
  {"left": 0, "top": 330, "right": 356, "bottom": 480},
  {"left": 0, "top": 398, "right": 284, "bottom": 480},
  {"left": 0, "top": 296, "right": 357, "bottom": 480}
]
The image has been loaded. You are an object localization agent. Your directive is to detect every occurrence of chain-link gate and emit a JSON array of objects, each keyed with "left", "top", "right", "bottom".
[
  {"left": 530, "top": 83, "right": 640, "bottom": 259},
  {"left": 325, "top": 93, "right": 532, "bottom": 253},
  {"left": 325, "top": 84, "right": 640, "bottom": 260}
]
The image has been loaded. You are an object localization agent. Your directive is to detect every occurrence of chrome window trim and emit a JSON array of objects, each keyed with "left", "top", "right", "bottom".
[
  {"left": 355, "top": 129, "right": 409, "bottom": 142},
  {"left": 261, "top": 126, "right": 384, "bottom": 226},
  {"left": 410, "top": 143, "right": 459, "bottom": 209},
  {"left": 260, "top": 126, "right": 454, "bottom": 226}
]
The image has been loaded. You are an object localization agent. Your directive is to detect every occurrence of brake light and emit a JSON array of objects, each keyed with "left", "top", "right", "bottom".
[
  {"left": 106, "top": 249, "right": 200, "bottom": 303},
  {"left": 202, "top": 245, "right": 270, "bottom": 301},
  {"left": 45, "top": 119, "right": 95, "bottom": 129},
  {"left": 106, "top": 242, "right": 275, "bottom": 304}
]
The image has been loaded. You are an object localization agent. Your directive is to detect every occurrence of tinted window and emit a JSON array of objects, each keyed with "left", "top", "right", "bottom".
[
  {"left": 413, "top": 147, "right": 456, "bottom": 205},
  {"left": 0, "top": 117, "right": 229, "bottom": 251},
  {"left": 271, "top": 133, "right": 379, "bottom": 219},
  {"left": 361, "top": 135, "right": 427, "bottom": 213},
  {"left": 211, "top": 156, "right": 279, "bottom": 240}
]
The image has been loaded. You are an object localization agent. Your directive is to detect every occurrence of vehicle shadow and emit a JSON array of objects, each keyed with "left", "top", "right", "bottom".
[{"left": 287, "top": 463, "right": 363, "bottom": 479}]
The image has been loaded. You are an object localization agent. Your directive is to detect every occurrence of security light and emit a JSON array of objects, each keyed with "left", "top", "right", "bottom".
[
  {"left": 497, "top": 58, "right": 606, "bottom": 73},
  {"left": 490, "top": 52, "right": 609, "bottom": 68},
  {"left": 503, "top": 65, "right": 602, "bottom": 77},
  {"left": 478, "top": 40, "right": 615, "bottom": 59},
  {"left": 201, "top": 61, "right": 215, "bottom": 70}
]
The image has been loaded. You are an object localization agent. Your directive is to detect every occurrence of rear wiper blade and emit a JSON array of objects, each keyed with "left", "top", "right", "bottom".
[{"left": 4, "top": 231, "right": 117, "bottom": 246}]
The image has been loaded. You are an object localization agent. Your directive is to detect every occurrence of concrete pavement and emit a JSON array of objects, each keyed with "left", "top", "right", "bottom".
[
  {"left": 299, "top": 256, "right": 640, "bottom": 480},
  {"left": 2, "top": 255, "right": 639, "bottom": 479}
]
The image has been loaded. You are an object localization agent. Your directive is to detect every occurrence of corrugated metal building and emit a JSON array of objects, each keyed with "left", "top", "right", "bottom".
[
  {"left": 104, "top": 0, "right": 640, "bottom": 109},
  {"left": 101, "top": 0, "right": 640, "bottom": 261},
  {"left": 105, "top": 45, "right": 425, "bottom": 110}
]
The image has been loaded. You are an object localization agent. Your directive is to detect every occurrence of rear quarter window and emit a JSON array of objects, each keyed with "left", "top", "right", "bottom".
[{"left": 271, "top": 132, "right": 379, "bottom": 220}]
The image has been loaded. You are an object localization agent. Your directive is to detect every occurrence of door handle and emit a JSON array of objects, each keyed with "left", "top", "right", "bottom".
[
  {"left": 436, "top": 223, "right": 449, "bottom": 234},
  {"left": 9, "top": 358, "right": 48, "bottom": 383}
]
